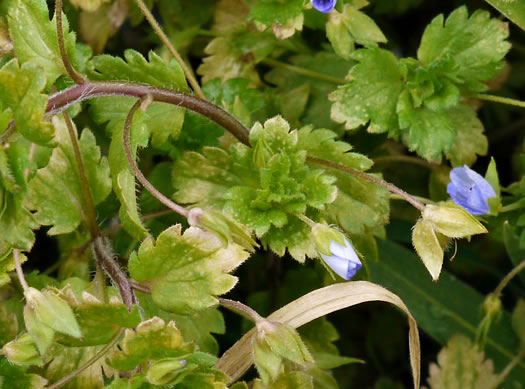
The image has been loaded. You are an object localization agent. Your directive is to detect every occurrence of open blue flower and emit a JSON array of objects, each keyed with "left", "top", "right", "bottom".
[
  {"left": 320, "top": 238, "right": 362, "bottom": 280},
  {"left": 311, "top": 0, "right": 337, "bottom": 13},
  {"left": 447, "top": 165, "right": 496, "bottom": 215}
]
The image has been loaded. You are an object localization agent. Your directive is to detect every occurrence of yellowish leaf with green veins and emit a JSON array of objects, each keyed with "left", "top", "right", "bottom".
[{"left": 412, "top": 219, "right": 444, "bottom": 281}]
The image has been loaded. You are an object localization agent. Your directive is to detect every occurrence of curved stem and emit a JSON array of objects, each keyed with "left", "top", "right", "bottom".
[
  {"left": 493, "top": 258, "right": 525, "bottom": 297},
  {"left": 133, "top": 0, "right": 206, "bottom": 100},
  {"left": 47, "top": 328, "right": 124, "bottom": 389},
  {"left": 55, "top": 0, "right": 87, "bottom": 84},
  {"left": 0, "top": 120, "right": 16, "bottom": 145},
  {"left": 46, "top": 82, "right": 250, "bottom": 145},
  {"left": 13, "top": 249, "right": 29, "bottom": 292},
  {"left": 490, "top": 349, "right": 525, "bottom": 389},
  {"left": 390, "top": 194, "right": 434, "bottom": 205},
  {"left": 218, "top": 298, "right": 265, "bottom": 324},
  {"left": 123, "top": 97, "right": 189, "bottom": 218},
  {"left": 373, "top": 155, "right": 436, "bottom": 169},
  {"left": 63, "top": 112, "right": 100, "bottom": 238},
  {"left": 475, "top": 93, "right": 525, "bottom": 109},
  {"left": 307, "top": 156, "right": 426, "bottom": 212}
]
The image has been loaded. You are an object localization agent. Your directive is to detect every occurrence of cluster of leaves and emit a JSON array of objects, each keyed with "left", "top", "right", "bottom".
[{"left": 0, "top": 0, "right": 524, "bottom": 388}]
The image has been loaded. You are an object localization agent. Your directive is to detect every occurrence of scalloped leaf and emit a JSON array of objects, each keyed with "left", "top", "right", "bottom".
[
  {"left": 28, "top": 117, "right": 111, "bottom": 235},
  {"left": 129, "top": 226, "right": 249, "bottom": 314}
]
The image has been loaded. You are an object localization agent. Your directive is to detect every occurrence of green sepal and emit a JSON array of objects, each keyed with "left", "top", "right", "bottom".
[
  {"left": 412, "top": 218, "right": 444, "bottom": 281},
  {"left": 485, "top": 157, "right": 502, "bottom": 214},
  {"left": 311, "top": 223, "right": 346, "bottom": 257},
  {"left": 423, "top": 202, "right": 488, "bottom": 238},
  {"left": 23, "top": 303, "right": 55, "bottom": 355},
  {"left": 24, "top": 287, "right": 82, "bottom": 339},
  {"left": 2, "top": 333, "right": 43, "bottom": 367}
]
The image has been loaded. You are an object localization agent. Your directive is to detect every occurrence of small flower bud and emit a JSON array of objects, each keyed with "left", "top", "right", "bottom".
[
  {"left": 311, "top": 0, "right": 337, "bottom": 13},
  {"left": 482, "top": 293, "right": 502, "bottom": 321},
  {"left": 312, "top": 224, "right": 362, "bottom": 280},
  {"left": 253, "top": 320, "right": 313, "bottom": 384},
  {"left": 188, "top": 208, "right": 258, "bottom": 252},
  {"left": 24, "top": 287, "right": 82, "bottom": 339},
  {"left": 2, "top": 333, "right": 43, "bottom": 367},
  {"left": 146, "top": 358, "right": 187, "bottom": 385}
]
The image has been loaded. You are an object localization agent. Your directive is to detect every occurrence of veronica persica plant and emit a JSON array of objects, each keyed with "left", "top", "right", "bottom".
[
  {"left": 447, "top": 166, "right": 496, "bottom": 215},
  {"left": 311, "top": 0, "right": 337, "bottom": 13}
]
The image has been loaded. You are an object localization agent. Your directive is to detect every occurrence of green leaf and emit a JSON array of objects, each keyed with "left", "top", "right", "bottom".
[
  {"left": 104, "top": 374, "right": 154, "bottom": 389},
  {"left": 44, "top": 343, "right": 111, "bottom": 389},
  {"left": 485, "top": 0, "right": 525, "bottom": 31},
  {"left": 129, "top": 225, "right": 248, "bottom": 314},
  {"left": 28, "top": 117, "right": 111, "bottom": 235},
  {"left": 249, "top": 0, "right": 305, "bottom": 39},
  {"left": 330, "top": 48, "right": 403, "bottom": 134},
  {"left": 0, "top": 59, "right": 54, "bottom": 146},
  {"left": 424, "top": 335, "right": 498, "bottom": 389},
  {"left": 417, "top": 6, "right": 510, "bottom": 93},
  {"left": 89, "top": 49, "right": 187, "bottom": 147},
  {"left": 503, "top": 222, "right": 525, "bottom": 286},
  {"left": 198, "top": 28, "right": 277, "bottom": 84},
  {"left": 108, "top": 317, "right": 185, "bottom": 371},
  {"left": 173, "top": 307, "right": 225, "bottom": 355},
  {"left": 327, "top": 4, "right": 386, "bottom": 59},
  {"left": 8, "top": 0, "right": 78, "bottom": 88},
  {"left": 512, "top": 299, "right": 525, "bottom": 348},
  {"left": 104, "top": 107, "right": 149, "bottom": 240},
  {"left": 445, "top": 104, "right": 488, "bottom": 167},
  {"left": 369, "top": 239, "right": 525, "bottom": 385},
  {"left": 0, "top": 359, "right": 47, "bottom": 389}
]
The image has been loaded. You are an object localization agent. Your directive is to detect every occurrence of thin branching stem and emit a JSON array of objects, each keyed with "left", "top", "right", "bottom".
[
  {"left": 373, "top": 155, "right": 436, "bottom": 169},
  {"left": 493, "top": 257, "right": 525, "bottom": 297},
  {"left": 123, "top": 97, "right": 190, "bottom": 218},
  {"left": 13, "top": 249, "right": 29, "bottom": 292},
  {"left": 55, "top": 0, "right": 87, "bottom": 84},
  {"left": 133, "top": 0, "right": 206, "bottom": 100},
  {"left": 46, "top": 82, "right": 251, "bottom": 145},
  {"left": 475, "top": 93, "right": 525, "bottom": 109},
  {"left": 500, "top": 200, "right": 524, "bottom": 213},
  {"left": 262, "top": 58, "right": 346, "bottom": 85},
  {"left": 307, "top": 156, "right": 426, "bottom": 212},
  {"left": 63, "top": 112, "right": 101, "bottom": 238},
  {"left": 47, "top": 328, "right": 124, "bottom": 389}
]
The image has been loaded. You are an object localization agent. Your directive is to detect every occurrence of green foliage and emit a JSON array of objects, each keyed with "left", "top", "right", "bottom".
[
  {"left": 8, "top": 0, "right": 78, "bottom": 88},
  {"left": 249, "top": 0, "right": 305, "bottom": 39},
  {"left": 129, "top": 225, "right": 248, "bottom": 313},
  {"left": 28, "top": 117, "right": 111, "bottom": 235},
  {"left": 331, "top": 6, "right": 510, "bottom": 162}
]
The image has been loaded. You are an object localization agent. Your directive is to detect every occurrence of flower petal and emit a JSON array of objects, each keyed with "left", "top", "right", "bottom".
[
  {"left": 311, "top": 0, "right": 337, "bottom": 13},
  {"left": 447, "top": 166, "right": 496, "bottom": 215}
]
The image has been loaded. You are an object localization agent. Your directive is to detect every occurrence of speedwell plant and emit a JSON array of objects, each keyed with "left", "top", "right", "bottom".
[{"left": 0, "top": 0, "right": 524, "bottom": 388}]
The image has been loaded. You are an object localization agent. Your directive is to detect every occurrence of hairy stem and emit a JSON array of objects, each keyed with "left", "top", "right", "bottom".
[
  {"left": 133, "top": 0, "right": 206, "bottom": 100},
  {"left": 92, "top": 237, "right": 136, "bottom": 310},
  {"left": 46, "top": 82, "right": 250, "bottom": 145},
  {"left": 475, "top": 93, "right": 525, "bottom": 108},
  {"left": 307, "top": 156, "right": 426, "bottom": 212},
  {"left": 55, "top": 0, "right": 87, "bottom": 84},
  {"left": 500, "top": 200, "right": 524, "bottom": 213},
  {"left": 493, "top": 257, "right": 525, "bottom": 297},
  {"left": 218, "top": 298, "right": 265, "bottom": 324},
  {"left": 123, "top": 97, "right": 189, "bottom": 218},
  {"left": 47, "top": 328, "right": 124, "bottom": 389},
  {"left": 13, "top": 249, "right": 29, "bottom": 292},
  {"left": 63, "top": 112, "right": 100, "bottom": 238}
]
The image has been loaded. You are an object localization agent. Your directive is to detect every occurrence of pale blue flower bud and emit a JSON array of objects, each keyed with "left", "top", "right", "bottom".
[
  {"left": 320, "top": 238, "right": 362, "bottom": 280},
  {"left": 447, "top": 166, "right": 496, "bottom": 215},
  {"left": 311, "top": 0, "right": 337, "bottom": 13}
]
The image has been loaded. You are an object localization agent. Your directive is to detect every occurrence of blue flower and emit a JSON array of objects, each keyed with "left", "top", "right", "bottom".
[
  {"left": 311, "top": 0, "right": 337, "bottom": 13},
  {"left": 320, "top": 238, "right": 362, "bottom": 280},
  {"left": 447, "top": 165, "right": 496, "bottom": 215}
]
